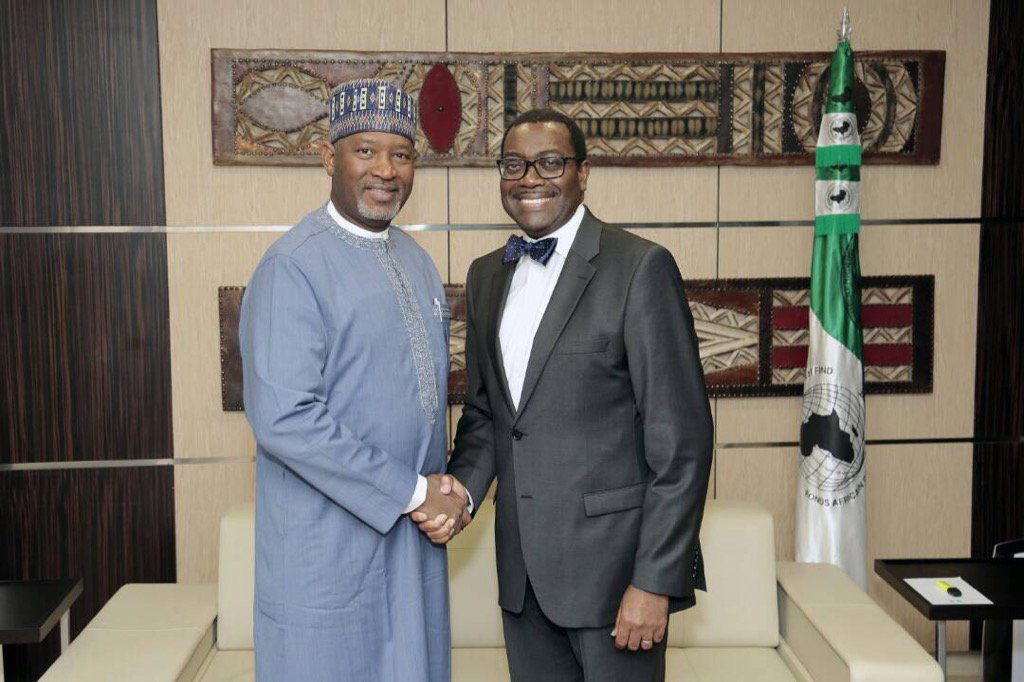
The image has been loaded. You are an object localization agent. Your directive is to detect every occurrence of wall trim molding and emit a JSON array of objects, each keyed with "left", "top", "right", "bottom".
[{"left": 0, "top": 217, "right": 1014, "bottom": 235}]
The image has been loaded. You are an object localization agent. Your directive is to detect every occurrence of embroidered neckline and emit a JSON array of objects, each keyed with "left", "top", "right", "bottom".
[{"left": 316, "top": 204, "right": 391, "bottom": 250}]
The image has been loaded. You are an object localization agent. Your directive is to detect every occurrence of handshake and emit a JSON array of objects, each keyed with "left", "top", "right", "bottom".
[{"left": 410, "top": 474, "right": 472, "bottom": 545}]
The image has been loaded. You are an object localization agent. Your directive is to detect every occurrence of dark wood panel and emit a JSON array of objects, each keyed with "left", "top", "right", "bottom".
[
  {"left": 0, "top": 467, "right": 176, "bottom": 682},
  {"left": 0, "top": 0, "right": 165, "bottom": 227},
  {"left": 972, "top": 0, "right": 1024, "bottom": 650},
  {"left": 0, "top": 234, "right": 172, "bottom": 463},
  {"left": 0, "top": 0, "right": 172, "bottom": 678}
]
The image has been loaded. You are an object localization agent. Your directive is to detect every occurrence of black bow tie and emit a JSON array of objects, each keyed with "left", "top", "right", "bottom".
[{"left": 503, "top": 234, "right": 557, "bottom": 265}]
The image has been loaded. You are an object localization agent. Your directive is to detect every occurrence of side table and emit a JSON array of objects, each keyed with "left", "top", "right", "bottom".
[
  {"left": 0, "top": 579, "right": 83, "bottom": 682},
  {"left": 875, "top": 558, "right": 1024, "bottom": 679}
]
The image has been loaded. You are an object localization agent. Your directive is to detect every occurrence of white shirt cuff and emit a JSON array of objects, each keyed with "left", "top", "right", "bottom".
[
  {"left": 466, "top": 490, "right": 474, "bottom": 514},
  {"left": 403, "top": 475, "right": 428, "bottom": 514}
]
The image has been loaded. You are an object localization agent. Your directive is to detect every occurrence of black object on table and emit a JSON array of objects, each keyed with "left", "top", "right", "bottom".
[
  {"left": 875, "top": 558, "right": 1024, "bottom": 679},
  {"left": 0, "top": 579, "right": 83, "bottom": 681}
]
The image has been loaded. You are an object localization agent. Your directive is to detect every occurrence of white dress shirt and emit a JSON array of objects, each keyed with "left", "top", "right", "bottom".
[
  {"left": 325, "top": 201, "right": 428, "bottom": 514},
  {"left": 499, "top": 204, "right": 586, "bottom": 409}
]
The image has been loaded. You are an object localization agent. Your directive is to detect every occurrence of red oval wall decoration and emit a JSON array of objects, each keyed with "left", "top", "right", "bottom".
[{"left": 418, "top": 63, "right": 461, "bottom": 154}]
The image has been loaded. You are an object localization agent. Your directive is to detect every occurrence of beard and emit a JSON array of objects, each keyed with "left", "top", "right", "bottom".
[{"left": 356, "top": 191, "right": 403, "bottom": 223}]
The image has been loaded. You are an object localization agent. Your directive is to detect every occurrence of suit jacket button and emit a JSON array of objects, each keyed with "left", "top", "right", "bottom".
[{"left": 512, "top": 430, "right": 523, "bottom": 441}]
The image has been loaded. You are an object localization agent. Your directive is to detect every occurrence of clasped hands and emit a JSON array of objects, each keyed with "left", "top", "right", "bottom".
[{"left": 410, "top": 474, "right": 471, "bottom": 544}]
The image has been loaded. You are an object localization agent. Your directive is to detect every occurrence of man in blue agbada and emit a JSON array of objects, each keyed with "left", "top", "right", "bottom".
[{"left": 240, "top": 78, "right": 469, "bottom": 682}]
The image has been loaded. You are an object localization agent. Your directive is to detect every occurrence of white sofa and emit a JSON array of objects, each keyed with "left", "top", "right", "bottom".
[{"left": 41, "top": 499, "right": 941, "bottom": 681}]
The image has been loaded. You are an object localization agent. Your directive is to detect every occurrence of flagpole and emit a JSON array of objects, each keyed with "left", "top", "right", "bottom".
[{"left": 795, "top": 6, "right": 868, "bottom": 589}]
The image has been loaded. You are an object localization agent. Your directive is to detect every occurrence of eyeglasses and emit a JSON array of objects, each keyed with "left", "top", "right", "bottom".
[{"left": 496, "top": 156, "right": 582, "bottom": 180}]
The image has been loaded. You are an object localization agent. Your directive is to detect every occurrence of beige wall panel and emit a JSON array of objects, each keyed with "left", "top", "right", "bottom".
[
  {"left": 449, "top": 231, "right": 511, "bottom": 282},
  {"left": 861, "top": 224, "right": 979, "bottom": 439},
  {"left": 718, "top": 225, "right": 810, "bottom": 279},
  {"left": 627, "top": 228, "right": 718, "bottom": 279},
  {"left": 719, "top": 0, "right": 989, "bottom": 220},
  {"left": 157, "top": 0, "right": 448, "bottom": 226},
  {"left": 716, "top": 444, "right": 971, "bottom": 652},
  {"left": 449, "top": 0, "right": 719, "bottom": 52},
  {"left": 168, "top": 232, "right": 278, "bottom": 459},
  {"left": 587, "top": 170, "right": 719, "bottom": 224},
  {"left": 449, "top": 169, "right": 720, "bottom": 225},
  {"left": 407, "top": 231, "right": 451, "bottom": 279},
  {"left": 175, "top": 461, "right": 255, "bottom": 583},
  {"left": 715, "top": 224, "right": 979, "bottom": 443},
  {"left": 866, "top": 444, "right": 972, "bottom": 652},
  {"left": 445, "top": 0, "right": 721, "bottom": 227},
  {"left": 448, "top": 170, "right": 508, "bottom": 225}
]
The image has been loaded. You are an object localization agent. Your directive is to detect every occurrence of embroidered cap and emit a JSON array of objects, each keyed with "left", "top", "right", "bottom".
[{"left": 328, "top": 78, "right": 418, "bottom": 144}]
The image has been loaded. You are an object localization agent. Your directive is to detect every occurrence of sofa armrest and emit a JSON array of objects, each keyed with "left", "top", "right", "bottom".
[
  {"left": 776, "top": 562, "right": 942, "bottom": 682},
  {"left": 40, "top": 583, "right": 217, "bottom": 682}
]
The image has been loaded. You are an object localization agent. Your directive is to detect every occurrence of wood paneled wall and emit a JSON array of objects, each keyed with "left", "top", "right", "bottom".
[
  {"left": 0, "top": 0, "right": 173, "bottom": 679},
  {"left": 154, "top": 0, "right": 989, "bottom": 657},
  {"left": 0, "top": 0, "right": 165, "bottom": 227},
  {"left": 0, "top": 234, "right": 172, "bottom": 465},
  {"left": 972, "top": 0, "right": 1024, "bottom": 646},
  {"left": 0, "top": 469, "right": 176, "bottom": 680}
]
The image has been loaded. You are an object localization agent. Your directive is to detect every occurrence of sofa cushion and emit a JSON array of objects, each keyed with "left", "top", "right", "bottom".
[
  {"left": 670, "top": 500, "right": 779, "bottom": 648},
  {"left": 194, "top": 646, "right": 514, "bottom": 681},
  {"left": 40, "top": 583, "right": 218, "bottom": 681},
  {"left": 218, "top": 502, "right": 256, "bottom": 650},
  {"left": 40, "top": 626, "right": 214, "bottom": 682},
  {"left": 452, "top": 648, "right": 512, "bottom": 682},
  {"left": 88, "top": 583, "right": 217, "bottom": 631},
  {"left": 775, "top": 561, "right": 875, "bottom": 606},
  {"left": 669, "top": 647, "right": 798, "bottom": 681},
  {"left": 198, "top": 650, "right": 255, "bottom": 681}
]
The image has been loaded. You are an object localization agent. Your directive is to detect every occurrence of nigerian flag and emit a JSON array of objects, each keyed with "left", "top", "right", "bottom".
[{"left": 795, "top": 8, "right": 867, "bottom": 589}]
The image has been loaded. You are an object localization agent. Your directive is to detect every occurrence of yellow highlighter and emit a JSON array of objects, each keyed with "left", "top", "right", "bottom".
[{"left": 936, "top": 580, "right": 962, "bottom": 598}]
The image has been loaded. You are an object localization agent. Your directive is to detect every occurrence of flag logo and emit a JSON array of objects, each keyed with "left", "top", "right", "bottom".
[
  {"left": 799, "top": 383, "right": 865, "bottom": 496},
  {"left": 827, "top": 183, "right": 852, "bottom": 211},
  {"left": 815, "top": 180, "right": 860, "bottom": 216},
  {"left": 826, "top": 113, "right": 858, "bottom": 144}
]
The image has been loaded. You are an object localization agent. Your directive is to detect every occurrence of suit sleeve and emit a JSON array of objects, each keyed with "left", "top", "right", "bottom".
[
  {"left": 447, "top": 260, "right": 498, "bottom": 510},
  {"left": 624, "top": 245, "right": 714, "bottom": 597},
  {"left": 240, "top": 254, "right": 419, "bottom": 535}
]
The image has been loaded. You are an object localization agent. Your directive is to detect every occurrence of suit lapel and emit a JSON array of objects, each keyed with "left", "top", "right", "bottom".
[
  {"left": 486, "top": 262, "right": 517, "bottom": 416},
  {"left": 514, "top": 212, "right": 602, "bottom": 423}
]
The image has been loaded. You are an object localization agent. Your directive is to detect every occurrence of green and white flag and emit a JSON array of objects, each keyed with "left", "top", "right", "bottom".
[{"left": 796, "top": 8, "right": 867, "bottom": 589}]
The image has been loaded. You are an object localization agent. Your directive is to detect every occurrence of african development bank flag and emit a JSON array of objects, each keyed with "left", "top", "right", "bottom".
[{"left": 795, "top": 15, "right": 867, "bottom": 589}]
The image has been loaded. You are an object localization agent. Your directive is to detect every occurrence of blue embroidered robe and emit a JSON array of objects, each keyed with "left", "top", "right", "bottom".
[{"left": 240, "top": 204, "right": 451, "bottom": 682}]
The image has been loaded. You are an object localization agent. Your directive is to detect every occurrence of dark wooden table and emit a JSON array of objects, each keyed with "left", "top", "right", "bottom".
[
  {"left": 0, "top": 579, "right": 83, "bottom": 682},
  {"left": 875, "top": 558, "right": 1024, "bottom": 677}
]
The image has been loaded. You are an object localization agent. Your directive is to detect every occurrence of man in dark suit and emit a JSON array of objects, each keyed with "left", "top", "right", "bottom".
[{"left": 417, "top": 109, "right": 713, "bottom": 681}]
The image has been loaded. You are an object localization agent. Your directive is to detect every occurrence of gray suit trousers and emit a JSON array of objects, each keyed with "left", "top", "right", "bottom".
[{"left": 502, "top": 582, "right": 666, "bottom": 682}]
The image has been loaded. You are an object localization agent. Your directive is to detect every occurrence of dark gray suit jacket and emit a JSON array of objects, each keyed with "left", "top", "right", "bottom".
[{"left": 448, "top": 209, "right": 714, "bottom": 629}]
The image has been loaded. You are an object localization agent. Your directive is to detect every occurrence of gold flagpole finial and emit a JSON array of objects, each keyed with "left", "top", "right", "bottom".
[{"left": 837, "top": 6, "right": 852, "bottom": 42}]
